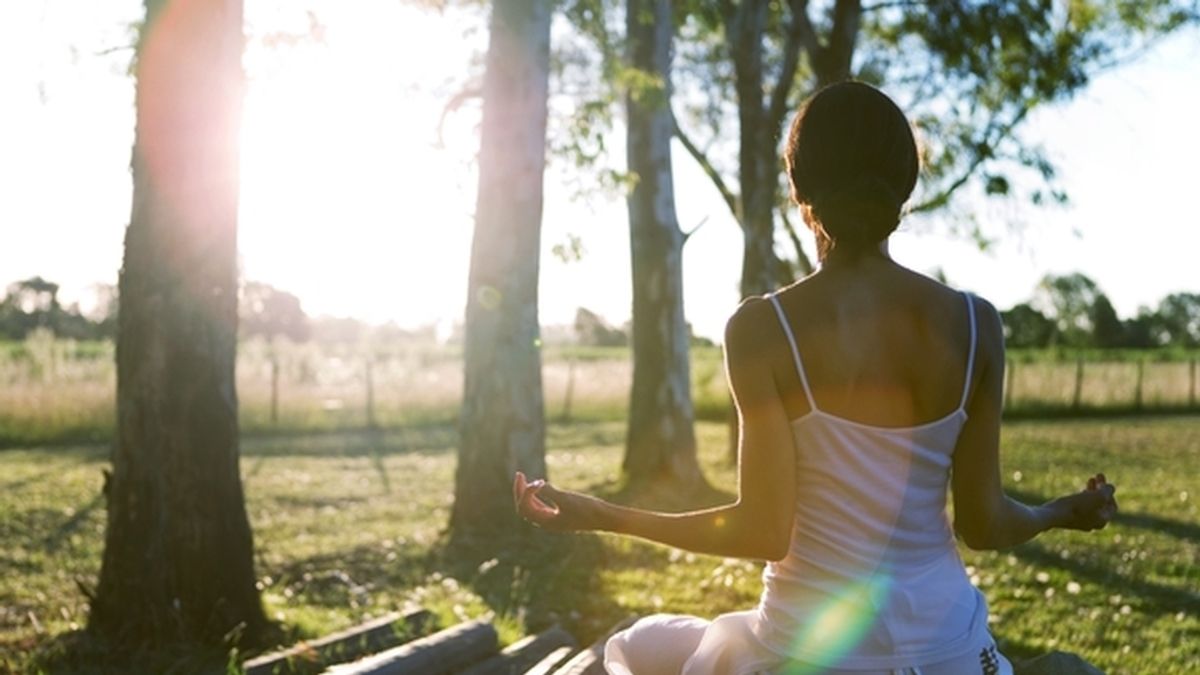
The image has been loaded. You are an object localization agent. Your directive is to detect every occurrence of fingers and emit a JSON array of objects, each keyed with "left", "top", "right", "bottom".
[
  {"left": 513, "top": 472, "right": 526, "bottom": 508},
  {"left": 515, "top": 477, "right": 559, "bottom": 524}
]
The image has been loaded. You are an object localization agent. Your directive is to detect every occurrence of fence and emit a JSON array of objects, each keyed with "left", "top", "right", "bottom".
[{"left": 0, "top": 339, "right": 1197, "bottom": 446}]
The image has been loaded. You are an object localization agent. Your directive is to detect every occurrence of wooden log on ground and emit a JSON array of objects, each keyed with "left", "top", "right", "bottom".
[
  {"left": 244, "top": 608, "right": 432, "bottom": 675},
  {"left": 521, "top": 646, "right": 575, "bottom": 675},
  {"left": 458, "top": 625, "right": 576, "bottom": 675},
  {"left": 550, "top": 616, "right": 638, "bottom": 675},
  {"left": 323, "top": 618, "right": 498, "bottom": 675}
]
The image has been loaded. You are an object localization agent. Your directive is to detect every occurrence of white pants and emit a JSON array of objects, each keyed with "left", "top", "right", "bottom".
[{"left": 604, "top": 612, "right": 1014, "bottom": 675}]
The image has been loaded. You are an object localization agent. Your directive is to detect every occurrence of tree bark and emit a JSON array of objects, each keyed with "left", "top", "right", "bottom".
[
  {"left": 729, "top": 0, "right": 780, "bottom": 299},
  {"left": 451, "top": 0, "right": 552, "bottom": 535},
  {"left": 90, "top": 0, "right": 266, "bottom": 647},
  {"left": 622, "top": 0, "right": 702, "bottom": 487}
]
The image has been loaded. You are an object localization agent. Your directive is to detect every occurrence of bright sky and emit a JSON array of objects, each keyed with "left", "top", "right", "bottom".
[{"left": 1, "top": 1, "right": 1198, "bottom": 340}]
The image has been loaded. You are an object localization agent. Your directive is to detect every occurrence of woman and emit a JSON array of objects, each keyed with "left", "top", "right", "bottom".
[{"left": 513, "top": 81, "right": 1117, "bottom": 675}]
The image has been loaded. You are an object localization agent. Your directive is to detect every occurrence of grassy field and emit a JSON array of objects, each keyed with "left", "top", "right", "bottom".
[
  {"left": 2, "top": 416, "right": 1197, "bottom": 673},
  {"left": 1, "top": 338, "right": 1198, "bottom": 448}
]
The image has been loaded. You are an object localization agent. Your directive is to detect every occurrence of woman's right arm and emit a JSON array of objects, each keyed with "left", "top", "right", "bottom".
[{"left": 951, "top": 297, "right": 1117, "bottom": 551}]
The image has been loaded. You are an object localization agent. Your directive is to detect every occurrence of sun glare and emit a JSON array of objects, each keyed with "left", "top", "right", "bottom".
[{"left": 238, "top": 3, "right": 482, "bottom": 327}]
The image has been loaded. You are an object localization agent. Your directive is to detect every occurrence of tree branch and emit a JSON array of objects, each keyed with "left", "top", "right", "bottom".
[
  {"left": 671, "top": 111, "right": 742, "bottom": 226},
  {"left": 909, "top": 105, "right": 1031, "bottom": 214},
  {"left": 823, "top": 0, "right": 863, "bottom": 84},
  {"left": 766, "top": 0, "right": 813, "bottom": 132},
  {"left": 682, "top": 216, "right": 710, "bottom": 244},
  {"left": 436, "top": 82, "right": 483, "bottom": 148},
  {"left": 779, "top": 208, "right": 815, "bottom": 276},
  {"left": 862, "top": 0, "right": 926, "bottom": 12}
]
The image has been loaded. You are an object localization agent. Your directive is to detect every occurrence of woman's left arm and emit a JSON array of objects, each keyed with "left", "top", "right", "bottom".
[{"left": 515, "top": 299, "right": 798, "bottom": 561}]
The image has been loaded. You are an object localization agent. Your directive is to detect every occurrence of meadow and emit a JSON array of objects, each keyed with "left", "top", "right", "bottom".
[
  {"left": 2, "top": 416, "right": 1197, "bottom": 674},
  {"left": 1, "top": 336, "right": 1198, "bottom": 448}
]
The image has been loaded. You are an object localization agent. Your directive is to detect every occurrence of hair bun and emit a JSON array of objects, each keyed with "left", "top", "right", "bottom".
[
  {"left": 809, "top": 174, "right": 902, "bottom": 247},
  {"left": 784, "top": 82, "right": 919, "bottom": 261}
]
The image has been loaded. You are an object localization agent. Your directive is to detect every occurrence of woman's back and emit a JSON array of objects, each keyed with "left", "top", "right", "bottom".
[
  {"left": 753, "top": 265, "right": 990, "bottom": 670},
  {"left": 768, "top": 261, "right": 978, "bottom": 429}
]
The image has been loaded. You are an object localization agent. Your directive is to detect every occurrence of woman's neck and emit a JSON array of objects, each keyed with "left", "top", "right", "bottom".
[{"left": 819, "top": 240, "right": 893, "bottom": 272}]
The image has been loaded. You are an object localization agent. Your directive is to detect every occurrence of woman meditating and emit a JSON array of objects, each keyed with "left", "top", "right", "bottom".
[{"left": 513, "top": 81, "right": 1117, "bottom": 675}]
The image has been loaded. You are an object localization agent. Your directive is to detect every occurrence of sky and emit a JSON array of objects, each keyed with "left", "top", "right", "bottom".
[{"left": 1, "top": 1, "right": 1198, "bottom": 341}]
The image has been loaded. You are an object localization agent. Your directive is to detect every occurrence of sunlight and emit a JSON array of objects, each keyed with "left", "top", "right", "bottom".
[{"left": 238, "top": 2, "right": 482, "bottom": 326}]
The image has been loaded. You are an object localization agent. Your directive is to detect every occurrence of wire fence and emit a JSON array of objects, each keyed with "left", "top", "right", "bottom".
[{"left": 1, "top": 339, "right": 1197, "bottom": 446}]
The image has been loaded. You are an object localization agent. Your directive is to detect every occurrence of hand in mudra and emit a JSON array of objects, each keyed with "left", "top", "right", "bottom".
[
  {"left": 1049, "top": 473, "right": 1118, "bottom": 532},
  {"left": 513, "top": 471, "right": 601, "bottom": 532}
]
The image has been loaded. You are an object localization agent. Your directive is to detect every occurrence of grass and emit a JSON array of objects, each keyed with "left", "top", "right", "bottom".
[{"left": 1, "top": 416, "right": 1197, "bottom": 673}]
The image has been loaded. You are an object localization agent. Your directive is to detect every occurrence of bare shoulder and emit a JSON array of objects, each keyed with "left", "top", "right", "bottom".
[
  {"left": 968, "top": 293, "right": 1006, "bottom": 365},
  {"left": 724, "top": 295, "right": 777, "bottom": 359}
]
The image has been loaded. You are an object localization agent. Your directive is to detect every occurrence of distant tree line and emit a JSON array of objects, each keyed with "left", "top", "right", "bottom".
[
  {"left": 0, "top": 277, "right": 313, "bottom": 344},
  {"left": 1002, "top": 272, "right": 1200, "bottom": 349},
  {"left": 0, "top": 277, "right": 116, "bottom": 341},
  {"left": 5, "top": 273, "right": 1196, "bottom": 352}
]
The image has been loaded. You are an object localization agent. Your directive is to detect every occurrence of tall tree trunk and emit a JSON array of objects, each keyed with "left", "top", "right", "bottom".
[
  {"left": 451, "top": 0, "right": 552, "bottom": 536},
  {"left": 622, "top": 0, "right": 702, "bottom": 488},
  {"left": 90, "top": 0, "right": 265, "bottom": 647},
  {"left": 731, "top": 1, "right": 779, "bottom": 300}
]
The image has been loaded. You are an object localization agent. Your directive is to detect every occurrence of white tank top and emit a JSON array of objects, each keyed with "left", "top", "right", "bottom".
[{"left": 754, "top": 291, "right": 991, "bottom": 670}]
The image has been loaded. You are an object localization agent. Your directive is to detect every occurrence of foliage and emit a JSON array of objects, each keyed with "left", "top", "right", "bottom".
[
  {"left": 0, "top": 278, "right": 113, "bottom": 342},
  {"left": 574, "top": 307, "right": 628, "bottom": 347},
  {"left": 3, "top": 418, "right": 1197, "bottom": 672},
  {"left": 1006, "top": 272, "right": 1200, "bottom": 350},
  {"left": 1001, "top": 303, "right": 1056, "bottom": 349},
  {"left": 0, "top": 277, "right": 320, "bottom": 345},
  {"left": 241, "top": 282, "right": 310, "bottom": 343},
  {"left": 667, "top": 0, "right": 1199, "bottom": 261}
]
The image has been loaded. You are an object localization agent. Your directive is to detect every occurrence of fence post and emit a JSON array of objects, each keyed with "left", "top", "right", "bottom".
[
  {"left": 1004, "top": 358, "right": 1015, "bottom": 412},
  {"left": 1190, "top": 359, "right": 1197, "bottom": 408},
  {"left": 270, "top": 355, "right": 280, "bottom": 426},
  {"left": 365, "top": 356, "right": 377, "bottom": 430},
  {"left": 1134, "top": 360, "right": 1144, "bottom": 411},
  {"left": 1072, "top": 358, "right": 1084, "bottom": 411},
  {"left": 560, "top": 356, "right": 576, "bottom": 422}
]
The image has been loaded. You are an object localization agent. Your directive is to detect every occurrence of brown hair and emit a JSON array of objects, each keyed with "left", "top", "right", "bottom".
[{"left": 784, "top": 81, "right": 919, "bottom": 261}]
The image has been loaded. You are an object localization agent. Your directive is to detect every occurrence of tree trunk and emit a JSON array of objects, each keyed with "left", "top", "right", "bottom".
[
  {"left": 90, "top": 0, "right": 265, "bottom": 647},
  {"left": 731, "top": 1, "right": 779, "bottom": 300},
  {"left": 450, "top": 0, "right": 552, "bottom": 536},
  {"left": 622, "top": 0, "right": 702, "bottom": 488}
]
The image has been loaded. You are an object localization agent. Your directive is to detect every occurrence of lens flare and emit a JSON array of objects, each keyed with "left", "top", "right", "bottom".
[
  {"left": 781, "top": 574, "right": 891, "bottom": 674},
  {"left": 476, "top": 285, "right": 502, "bottom": 310}
]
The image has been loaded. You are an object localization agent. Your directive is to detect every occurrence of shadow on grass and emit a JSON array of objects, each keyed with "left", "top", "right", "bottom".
[
  {"left": 24, "top": 620, "right": 293, "bottom": 675},
  {"left": 1007, "top": 539, "right": 1198, "bottom": 617},
  {"left": 0, "top": 445, "right": 107, "bottom": 491},
  {"left": 439, "top": 528, "right": 636, "bottom": 646},
  {"left": 43, "top": 493, "right": 104, "bottom": 553},
  {"left": 240, "top": 425, "right": 459, "bottom": 460}
]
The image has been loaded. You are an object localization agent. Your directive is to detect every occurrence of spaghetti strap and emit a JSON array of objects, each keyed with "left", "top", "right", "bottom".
[
  {"left": 768, "top": 293, "right": 817, "bottom": 411},
  {"left": 959, "top": 292, "right": 978, "bottom": 410}
]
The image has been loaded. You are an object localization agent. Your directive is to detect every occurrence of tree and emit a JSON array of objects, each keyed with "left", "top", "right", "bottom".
[
  {"left": 672, "top": 1, "right": 1197, "bottom": 294},
  {"left": 574, "top": 307, "right": 627, "bottom": 347},
  {"left": 1091, "top": 294, "right": 1125, "bottom": 348},
  {"left": 1156, "top": 292, "right": 1200, "bottom": 347},
  {"left": 1000, "top": 302, "right": 1056, "bottom": 349},
  {"left": 621, "top": 0, "right": 703, "bottom": 487},
  {"left": 90, "top": 0, "right": 266, "bottom": 648},
  {"left": 1034, "top": 272, "right": 1104, "bottom": 347},
  {"left": 451, "top": 0, "right": 553, "bottom": 536},
  {"left": 241, "top": 281, "right": 310, "bottom": 343},
  {"left": 1122, "top": 308, "right": 1165, "bottom": 349}
]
